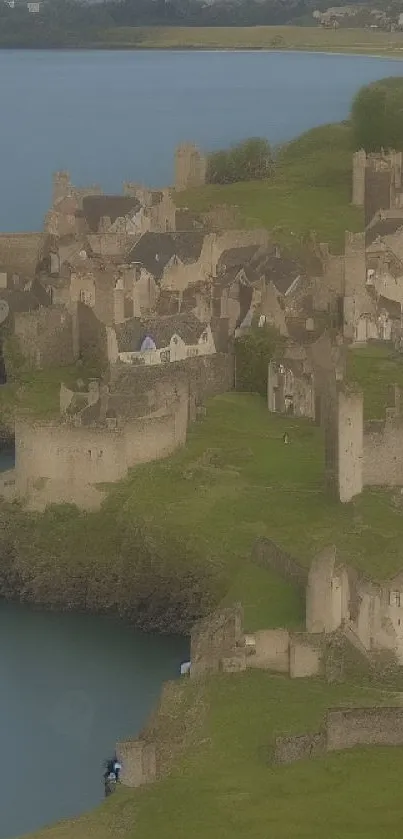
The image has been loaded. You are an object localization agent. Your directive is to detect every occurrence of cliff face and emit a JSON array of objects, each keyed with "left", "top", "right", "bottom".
[{"left": 0, "top": 504, "right": 225, "bottom": 633}]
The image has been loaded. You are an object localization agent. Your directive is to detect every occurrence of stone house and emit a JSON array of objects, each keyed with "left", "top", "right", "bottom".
[
  {"left": 306, "top": 546, "right": 403, "bottom": 664},
  {"left": 268, "top": 354, "right": 315, "bottom": 419},
  {"left": 107, "top": 313, "right": 216, "bottom": 366}
]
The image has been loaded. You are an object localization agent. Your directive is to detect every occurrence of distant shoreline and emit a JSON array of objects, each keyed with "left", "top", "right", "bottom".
[{"left": 2, "top": 25, "right": 403, "bottom": 58}]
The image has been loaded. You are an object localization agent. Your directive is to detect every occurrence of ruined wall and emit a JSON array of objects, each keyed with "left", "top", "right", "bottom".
[
  {"left": 343, "top": 232, "right": 367, "bottom": 340},
  {"left": 312, "top": 255, "right": 344, "bottom": 312},
  {"left": 76, "top": 302, "right": 108, "bottom": 366},
  {"left": 175, "top": 144, "right": 207, "bottom": 192},
  {"left": 109, "top": 353, "right": 234, "bottom": 415},
  {"left": 326, "top": 707, "right": 403, "bottom": 751},
  {"left": 274, "top": 706, "right": 403, "bottom": 765},
  {"left": 364, "top": 418, "right": 403, "bottom": 486},
  {"left": 190, "top": 605, "right": 244, "bottom": 677},
  {"left": 337, "top": 387, "right": 363, "bottom": 503},
  {"left": 14, "top": 306, "right": 78, "bottom": 369},
  {"left": 0, "top": 233, "right": 42, "bottom": 278},
  {"left": 252, "top": 537, "right": 308, "bottom": 587},
  {"left": 13, "top": 395, "right": 188, "bottom": 510},
  {"left": 352, "top": 150, "right": 366, "bottom": 207}
]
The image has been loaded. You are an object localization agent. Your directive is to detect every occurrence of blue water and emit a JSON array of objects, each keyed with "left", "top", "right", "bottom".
[{"left": 1, "top": 49, "right": 403, "bottom": 231}]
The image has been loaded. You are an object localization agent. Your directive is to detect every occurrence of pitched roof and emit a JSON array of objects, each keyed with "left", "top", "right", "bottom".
[
  {"left": 116, "top": 313, "right": 207, "bottom": 352},
  {"left": 218, "top": 245, "right": 260, "bottom": 271},
  {"left": 251, "top": 251, "right": 302, "bottom": 296},
  {"left": 81, "top": 196, "right": 141, "bottom": 233},
  {"left": 127, "top": 233, "right": 205, "bottom": 280},
  {"left": 366, "top": 217, "right": 403, "bottom": 246}
]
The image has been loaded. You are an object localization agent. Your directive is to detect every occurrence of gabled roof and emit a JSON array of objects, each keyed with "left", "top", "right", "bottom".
[
  {"left": 218, "top": 245, "right": 260, "bottom": 271},
  {"left": 115, "top": 312, "right": 208, "bottom": 352},
  {"left": 127, "top": 233, "right": 205, "bottom": 280},
  {"left": 81, "top": 196, "right": 141, "bottom": 233}
]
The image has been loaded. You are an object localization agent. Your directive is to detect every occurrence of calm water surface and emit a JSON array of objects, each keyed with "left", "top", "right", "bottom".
[{"left": 1, "top": 49, "right": 403, "bottom": 231}]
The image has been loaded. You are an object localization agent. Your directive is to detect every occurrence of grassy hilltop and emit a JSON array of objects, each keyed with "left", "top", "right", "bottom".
[{"left": 175, "top": 122, "right": 363, "bottom": 253}]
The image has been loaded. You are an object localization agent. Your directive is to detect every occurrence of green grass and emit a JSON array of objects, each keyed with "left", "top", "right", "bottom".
[
  {"left": 0, "top": 362, "right": 102, "bottom": 425},
  {"left": 102, "top": 392, "right": 403, "bottom": 581},
  {"left": 347, "top": 343, "right": 403, "bottom": 420},
  {"left": 94, "top": 25, "right": 403, "bottom": 56},
  {"left": 175, "top": 123, "right": 363, "bottom": 252},
  {"left": 28, "top": 672, "right": 403, "bottom": 839}
]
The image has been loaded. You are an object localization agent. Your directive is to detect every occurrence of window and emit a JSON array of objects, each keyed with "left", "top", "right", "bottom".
[
  {"left": 389, "top": 591, "right": 401, "bottom": 608},
  {"left": 160, "top": 350, "right": 171, "bottom": 363},
  {"left": 187, "top": 348, "right": 199, "bottom": 358},
  {"left": 79, "top": 289, "right": 94, "bottom": 306},
  {"left": 200, "top": 331, "right": 208, "bottom": 343}
]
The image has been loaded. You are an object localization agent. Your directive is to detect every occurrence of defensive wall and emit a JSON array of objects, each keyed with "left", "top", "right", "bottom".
[
  {"left": 324, "top": 383, "right": 403, "bottom": 502},
  {"left": 274, "top": 706, "right": 403, "bottom": 764},
  {"left": 11, "top": 389, "right": 188, "bottom": 510}
]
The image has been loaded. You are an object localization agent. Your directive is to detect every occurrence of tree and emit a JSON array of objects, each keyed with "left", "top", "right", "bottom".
[
  {"left": 351, "top": 77, "right": 403, "bottom": 152},
  {"left": 207, "top": 138, "right": 273, "bottom": 185}
]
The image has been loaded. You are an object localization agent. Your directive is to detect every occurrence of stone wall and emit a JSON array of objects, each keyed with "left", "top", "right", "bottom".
[
  {"left": 251, "top": 537, "right": 308, "bottom": 588},
  {"left": 337, "top": 386, "right": 364, "bottom": 503},
  {"left": 0, "top": 232, "right": 42, "bottom": 278},
  {"left": 364, "top": 418, "right": 403, "bottom": 486},
  {"left": 326, "top": 707, "right": 403, "bottom": 751},
  {"left": 14, "top": 306, "right": 78, "bottom": 369},
  {"left": 13, "top": 389, "right": 188, "bottom": 510},
  {"left": 190, "top": 604, "right": 244, "bottom": 677},
  {"left": 273, "top": 706, "right": 403, "bottom": 764}
]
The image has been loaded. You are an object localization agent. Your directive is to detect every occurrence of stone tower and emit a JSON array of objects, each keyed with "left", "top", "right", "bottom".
[
  {"left": 175, "top": 143, "right": 207, "bottom": 192},
  {"left": 352, "top": 149, "right": 366, "bottom": 207},
  {"left": 52, "top": 171, "right": 71, "bottom": 207}
]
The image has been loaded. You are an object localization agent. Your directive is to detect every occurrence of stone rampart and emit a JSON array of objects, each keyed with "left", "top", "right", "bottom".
[
  {"left": 363, "top": 418, "right": 403, "bottom": 486},
  {"left": 251, "top": 537, "right": 308, "bottom": 588},
  {"left": 13, "top": 388, "right": 188, "bottom": 510},
  {"left": 274, "top": 706, "right": 403, "bottom": 765}
]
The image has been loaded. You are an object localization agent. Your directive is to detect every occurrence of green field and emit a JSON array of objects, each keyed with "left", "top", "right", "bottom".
[
  {"left": 28, "top": 672, "right": 403, "bottom": 839},
  {"left": 175, "top": 123, "right": 363, "bottom": 252},
  {"left": 95, "top": 25, "right": 403, "bottom": 56},
  {"left": 347, "top": 343, "right": 403, "bottom": 420}
]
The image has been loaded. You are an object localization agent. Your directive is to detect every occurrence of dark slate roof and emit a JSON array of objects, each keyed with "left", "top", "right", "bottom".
[
  {"left": 366, "top": 217, "right": 403, "bottom": 246},
  {"left": 81, "top": 196, "right": 141, "bottom": 233},
  {"left": 116, "top": 313, "right": 207, "bottom": 352},
  {"left": 378, "top": 295, "right": 402, "bottom": 319},
  {"left": 127, "top": 232, "right": 205, "bottom": 280},
  {"left": 251, "top": 252, "right": 301, "bottom": 296},
  {"left": 0, "top": 288, "right": 41, "bottom": 316},
  {"left": 218, "top": 245, "right": 260, "bottom": 271}
]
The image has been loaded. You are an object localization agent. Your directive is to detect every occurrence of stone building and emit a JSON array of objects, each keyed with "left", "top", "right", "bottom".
[
  {"left": 107, "top": 313, "right": 216, "bottom": 366},
  {"left": 175, "top": 143, "right": 207, "bottom": 192},
  {"left": 352, "top": 149, "right": 403, "bottom": 226},
  {"left": 306, "top": 545, "right": 403, "bottom": 664}
]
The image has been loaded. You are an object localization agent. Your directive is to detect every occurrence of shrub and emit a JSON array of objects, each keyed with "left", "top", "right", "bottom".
[{"left": 207, "top": 138, "right": 273, "bottom": 185}]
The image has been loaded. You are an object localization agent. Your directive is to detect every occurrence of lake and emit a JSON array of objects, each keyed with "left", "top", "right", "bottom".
[{"left": 1, "top": 49, "right": 403, "bottom": 232}]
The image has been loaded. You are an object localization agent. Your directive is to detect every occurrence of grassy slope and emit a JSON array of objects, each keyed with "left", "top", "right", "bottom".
[
  {"left": 175, "top": 123, "right": 363, "bottom": 252},
  {"left": 96, "top": 25, "right": 403, "bottom": 56},
  {"left": 102, "top": 388, "right": 403, "bottom": 584},
  {"left": 28, "top": 673, "right": 403, "bottom": 839},
  {"left": 347, "top": 342, "right": 403, "bottom": 419},
  {"left": 0, "top": 361, "right": 101, "bottom": 427}
]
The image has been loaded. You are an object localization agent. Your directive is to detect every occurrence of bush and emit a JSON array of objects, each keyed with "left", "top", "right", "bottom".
[
  {"left": 351, "top": 77, "right": 403, "bottom": 152},
  {"left": 235, "top": 325, "right": 284, "bottom": 396},
  {"left": 207, "top": 138, "right": 273, "bottom": 185}
]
